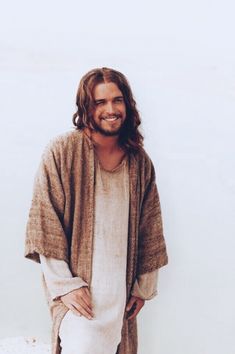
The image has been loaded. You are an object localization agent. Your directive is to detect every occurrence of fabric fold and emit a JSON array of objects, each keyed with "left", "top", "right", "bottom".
[{"left": 40, "top": 255, "right": 88, "bottom": 300}]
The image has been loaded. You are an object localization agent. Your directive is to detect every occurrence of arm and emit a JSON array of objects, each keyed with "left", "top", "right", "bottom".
[
  {"left": 126, "top": 270, "right": 159, "bottom": 320},
  {"left": 137, "top": 159, "right": 168, "bottom": 275},
  {"left": 126, "top": 157, "right": 168, "bottom": 320},
  {"left": 131, "top": 269, "right": 159, "bottom": 300},
  {"left": 39, "top": 255, "right": 93, "bottom": 319},
  {"left": 25, "top": 140, "right": 68, "bottom": 263},
  {"left": 39, "top": 255, "right": 88, "bottom": 300}
]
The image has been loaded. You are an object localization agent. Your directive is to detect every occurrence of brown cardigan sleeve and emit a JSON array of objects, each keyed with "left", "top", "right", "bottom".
[
  {"left": 137, "top": 158, "right": 168, "bottom": 275},
  {"left": 25, "top": 141, "right": 68, "bottom": 263}
]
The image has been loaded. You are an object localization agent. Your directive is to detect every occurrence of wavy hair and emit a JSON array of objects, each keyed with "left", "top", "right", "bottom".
[{"left": 72, "top": 67, "right": 144, "bottom": 152}]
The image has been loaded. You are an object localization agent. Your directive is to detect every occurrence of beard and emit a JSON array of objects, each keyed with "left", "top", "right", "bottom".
[{"left": 90, "top": 114, "right": 125, "bottom": 137}]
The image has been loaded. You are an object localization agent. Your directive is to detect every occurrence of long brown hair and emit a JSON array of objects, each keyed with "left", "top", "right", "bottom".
[{"left": 72, "top": 67, "right": 144, "bottom": 152}]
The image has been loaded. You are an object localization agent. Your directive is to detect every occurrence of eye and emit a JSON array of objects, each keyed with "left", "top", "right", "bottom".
[
  {"left": 115, "top": 97, "right": 124, "bottom": 103},
  {"left": 95, "top": 100, "right": 104, "bottom": 106}
]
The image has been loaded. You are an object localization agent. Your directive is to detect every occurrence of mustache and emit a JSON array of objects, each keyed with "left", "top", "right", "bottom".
[{"left": 100, "top": 113, "right": 122, "bottom": 120}]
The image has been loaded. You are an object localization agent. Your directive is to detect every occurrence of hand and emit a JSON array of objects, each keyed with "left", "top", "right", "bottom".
[
  {"left": 60, "top": 286, "right": 94, "bottom": 320},
  {"left": 125, "top": 295, "right": 145, "bottom": 320}
]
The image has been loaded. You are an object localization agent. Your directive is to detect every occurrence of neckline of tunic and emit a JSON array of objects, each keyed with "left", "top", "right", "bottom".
[{"left": 95, "top": 154, "right": 128, "bottom": 173}]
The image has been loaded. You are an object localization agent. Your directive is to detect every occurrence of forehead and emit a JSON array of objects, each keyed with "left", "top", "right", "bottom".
[{"left": 93, "top": 82, "right": 123, "bottom": 99}]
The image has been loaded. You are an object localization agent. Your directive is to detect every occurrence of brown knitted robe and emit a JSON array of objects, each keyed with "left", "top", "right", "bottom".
[{"left": 25, "top": 129, "right": 168, "bottom": 354}]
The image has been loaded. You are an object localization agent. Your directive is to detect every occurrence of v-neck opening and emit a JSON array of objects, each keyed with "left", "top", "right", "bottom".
[{"left": 95, "top": 154, "right": 128, "bottom": 173}]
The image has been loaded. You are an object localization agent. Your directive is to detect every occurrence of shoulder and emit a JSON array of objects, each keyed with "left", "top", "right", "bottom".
[
  {"left": 41, "top": 129, "right": 85, "bottom": 159},
  {"left": 135, "top": 147, "right": 155, "bottom": 175},
  {"left": 38, "top": 130, "right": 87, "bottom": 169},
  {"left": 45, "top": 129, "right": 83, "bottom": 152}
]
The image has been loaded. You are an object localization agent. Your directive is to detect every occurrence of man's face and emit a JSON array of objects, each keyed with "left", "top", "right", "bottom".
[{"left": 91, "top": 82, "right": 127, "bottom": 136}]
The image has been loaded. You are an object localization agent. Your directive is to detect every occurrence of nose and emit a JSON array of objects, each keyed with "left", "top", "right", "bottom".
[{"left": 105, "top": 102, "right": 115, "bottom": 115}]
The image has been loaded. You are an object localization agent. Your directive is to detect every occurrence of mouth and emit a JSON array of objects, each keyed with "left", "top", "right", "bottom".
[{"left": 101, "top": 115, "right": 120, "bottom": 122}]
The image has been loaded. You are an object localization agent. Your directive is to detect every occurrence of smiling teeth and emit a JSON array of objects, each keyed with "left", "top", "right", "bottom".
[{"left": 104, "top": 117, "right": 118, "bottom": 121}]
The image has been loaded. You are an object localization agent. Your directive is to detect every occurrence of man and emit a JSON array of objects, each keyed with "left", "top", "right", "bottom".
[{"left": 25, "top": 67, "right": 168, "bottom": 354}]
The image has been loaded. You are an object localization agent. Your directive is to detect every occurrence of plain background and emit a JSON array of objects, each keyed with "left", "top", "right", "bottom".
[{"left": 0, "top": 1, "right": 235, "bottom": 353}]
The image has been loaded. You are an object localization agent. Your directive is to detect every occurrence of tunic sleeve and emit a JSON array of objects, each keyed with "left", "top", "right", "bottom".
[
  {"left": 39, "top": 255, "right": 88, "bottom": 300},
  {"left": 131, "top": 269, "right": 159, "bottom": 300},
  {"left": 25, "top": 141, "right": 68, "bottom": 263}
]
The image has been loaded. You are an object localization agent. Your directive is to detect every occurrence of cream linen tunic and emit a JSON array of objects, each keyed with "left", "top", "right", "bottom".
[
  {"left": 63, "top": 155, "right": 129, "bottom": 354},
  {"left": 40, "top": 155, "right": 158, "bottom": 354}
]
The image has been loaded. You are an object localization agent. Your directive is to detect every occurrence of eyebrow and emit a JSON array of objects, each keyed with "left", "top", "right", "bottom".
[{"left": 94, "top": 96, "right": 124, "bottom": 103}]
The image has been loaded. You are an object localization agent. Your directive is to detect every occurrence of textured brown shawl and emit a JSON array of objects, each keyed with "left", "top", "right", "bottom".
[{"left": 25, "top": 129, "right": 168, "bottom": 354}]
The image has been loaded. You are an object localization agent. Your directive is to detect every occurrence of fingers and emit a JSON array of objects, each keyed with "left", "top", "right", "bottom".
[
  {"left": 72, "top": 288, "right": 94, "bottom": 319},
  {"left": 71, "top": 301, "right": 94, "bottom": 319},
  {"left": 126, "top": 296, "right": 145, "bottom": 320},
  {"left": 126, "top": 304, "right": 139, "bottom": 320},
  {"left": 69, "top": 305, "right": 82, "bottom": 317},
  {"left": 61, "top": 287, "right": 94, "bottom": 320},
  {"left": 78, "top": 295, "right": 92, "bottom": 311},
  {"left": 80, "top": 287, "right": 92, "bottom": 309},
  {"left": 126, "top": 296, "right": 136, "bottom": 312}
]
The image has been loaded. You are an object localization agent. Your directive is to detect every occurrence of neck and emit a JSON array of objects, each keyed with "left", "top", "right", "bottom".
[{"left": 85, "top": 128, "right": 121, "bottom": 153}]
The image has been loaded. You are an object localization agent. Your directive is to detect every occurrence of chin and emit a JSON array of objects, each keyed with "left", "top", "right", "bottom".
[
  {"left": 93, "top": 124, "right": 122, "bottom": 137},
  {"left": 100, "top": 129, "right": 120, "bottom": 137}
]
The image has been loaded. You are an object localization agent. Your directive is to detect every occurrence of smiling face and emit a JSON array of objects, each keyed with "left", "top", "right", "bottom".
[{"left": 91, "top": 82, "right": 127, "bottom": 136}]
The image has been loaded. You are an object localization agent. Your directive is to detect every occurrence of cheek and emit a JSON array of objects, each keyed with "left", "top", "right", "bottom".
[
  {"left": 117, "top": 103, "right": 126, "bottom": 114},
  {"left": 93, "top": 108, "right": 101, "bottom": 119}
]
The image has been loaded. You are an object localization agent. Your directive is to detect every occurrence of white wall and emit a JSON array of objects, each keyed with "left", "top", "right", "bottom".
[{"left": 0, "top": 1, "right": 235, "bottom": 353}]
